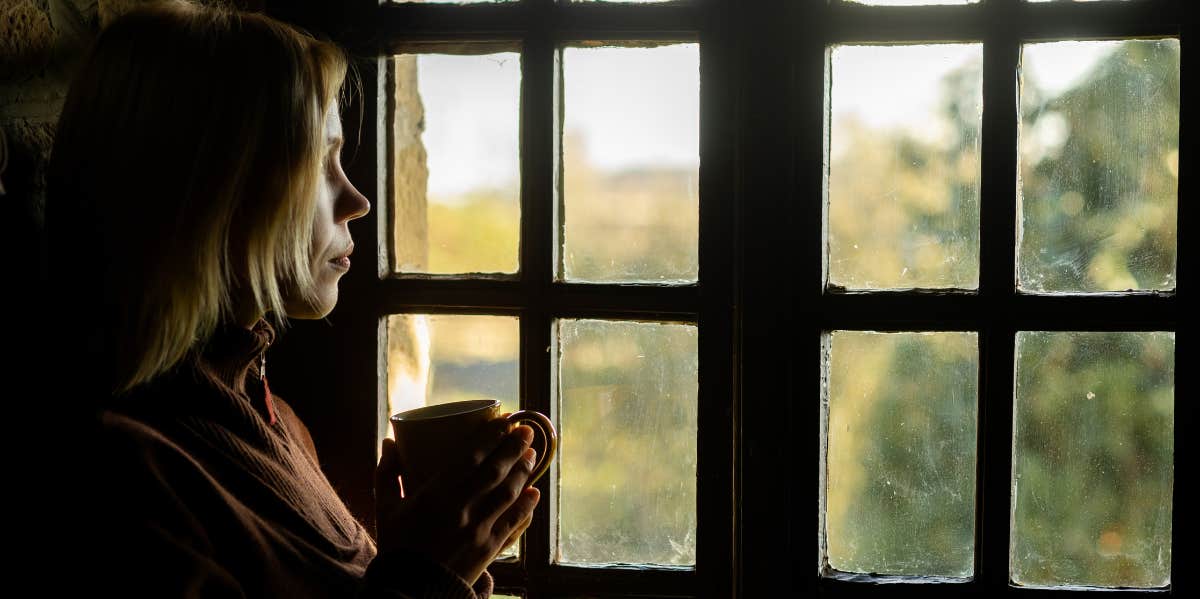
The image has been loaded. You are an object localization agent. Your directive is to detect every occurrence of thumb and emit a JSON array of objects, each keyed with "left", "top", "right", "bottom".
[{"left": 375, "top": 438, "right": 404, "bottom": 512}]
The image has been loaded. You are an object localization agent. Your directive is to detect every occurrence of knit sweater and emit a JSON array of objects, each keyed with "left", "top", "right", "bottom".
[{"left": 88, "top": 317, "right": 493, "bottom": 598}]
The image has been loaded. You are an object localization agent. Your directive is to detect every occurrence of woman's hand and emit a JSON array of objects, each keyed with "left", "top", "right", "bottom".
[{"left": 374, "top": 419, "right": 541, "bottom": 586}]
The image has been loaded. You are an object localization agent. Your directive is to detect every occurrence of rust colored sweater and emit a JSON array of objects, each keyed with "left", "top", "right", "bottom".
[{"left": 88, "top": 318, "right": 493, "bottom": 598}]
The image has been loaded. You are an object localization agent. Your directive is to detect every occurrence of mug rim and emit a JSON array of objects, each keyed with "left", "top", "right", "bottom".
[{"left": 389, "top": 398, "right": 501, "bottom": 422}]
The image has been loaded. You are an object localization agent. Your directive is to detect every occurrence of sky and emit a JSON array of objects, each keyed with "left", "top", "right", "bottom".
[
  {"left": 411, "top": 40, "right": 1119, "bottom": 198},
  {"left": 831, "top": 41, "right": 1114, "bottom": 140},
  {"left": 414, "top": 44, "right": 700, "bottom": 199}
]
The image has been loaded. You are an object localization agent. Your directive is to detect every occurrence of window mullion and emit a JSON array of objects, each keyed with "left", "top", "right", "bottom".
[
  {"left": 732, "top": 0, "right": 813, "bottom": 596},
  {"left": 518, "top": 21, "right": 556, "bottom": 595},
  {"left": 977, "top": 0, "right": 1021, "bottom": 591},
  {"left": 695, "top": 0, "right": 737, "bottom": 595}
]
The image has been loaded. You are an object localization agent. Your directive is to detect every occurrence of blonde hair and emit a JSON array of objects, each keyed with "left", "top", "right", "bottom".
[{"left": 46, "top": 2, "right": 352, "bottom": 397}]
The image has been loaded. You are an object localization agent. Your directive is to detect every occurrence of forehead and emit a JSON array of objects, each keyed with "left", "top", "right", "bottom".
[{"left": 324, "top": 100, "right": 342, "bottom": 139}]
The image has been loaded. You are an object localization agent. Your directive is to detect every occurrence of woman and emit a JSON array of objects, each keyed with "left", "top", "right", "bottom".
[{"left": 48, "top": 3, "right": 538, "bottom": 597}]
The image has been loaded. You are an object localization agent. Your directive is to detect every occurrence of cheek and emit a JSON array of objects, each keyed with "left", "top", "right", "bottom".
[{"left": 311, "top": 185, "right": 337, "bottom": 254}]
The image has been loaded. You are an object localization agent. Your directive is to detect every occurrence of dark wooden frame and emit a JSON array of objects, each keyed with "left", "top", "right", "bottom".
[
  {"left": 265, "top": 0, "right": 1186, "bottom": 597},
  {"left": 783, "top": 1, "right": 1185, "bottom": 598}
]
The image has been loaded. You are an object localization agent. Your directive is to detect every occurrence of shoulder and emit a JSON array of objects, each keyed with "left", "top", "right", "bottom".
[
  {"left": 97, "top": 409, "right": 195, "bottom": 469},
  {"left": 270, "top": 394, "right": 321, "bottom": 464},
  {"left": 85, "top": 413, "right": 248, "bottom": 595},
  {"left": 93, "top": 410, "right": 223, "bottom": 504},
  {"left": 89, "top": 410, "right": 222, "bottom": 550}
]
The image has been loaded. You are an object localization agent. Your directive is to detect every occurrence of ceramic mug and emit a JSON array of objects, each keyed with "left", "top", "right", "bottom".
[{"left": 388, "top": 399, "right": 557, "bottom": 494}]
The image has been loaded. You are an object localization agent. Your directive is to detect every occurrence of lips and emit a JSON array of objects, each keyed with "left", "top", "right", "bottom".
[
  {"left": 330, "top": 243, "right": 354, "bottom": 262},
  {"left": 328, "top": 243, "right": 353, "bottom": 270}
]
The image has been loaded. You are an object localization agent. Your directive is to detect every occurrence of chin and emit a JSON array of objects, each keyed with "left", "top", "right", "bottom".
[{"left": 285, "top": 290, "right": 338, "bottom": 320}]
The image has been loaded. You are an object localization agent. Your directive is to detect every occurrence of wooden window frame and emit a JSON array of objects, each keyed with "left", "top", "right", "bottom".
[
  {"left": 272, "top": 0, "right": 1187, "bottom": 597},
  {"left": 781, "top": 1, "right": 1185, "bottom": 597},
  {"left": 310, "top": 1, "right": 731, "bottom": 597}
]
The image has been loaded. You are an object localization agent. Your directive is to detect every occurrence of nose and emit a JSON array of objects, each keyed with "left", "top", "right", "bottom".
[{"left": 336, "top": 176, "right": 371, "bottom": 224}]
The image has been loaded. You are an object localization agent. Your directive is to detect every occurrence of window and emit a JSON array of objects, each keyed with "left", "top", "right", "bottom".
[
  {"left": 375, "top": 18, "right": 712, "bottom": 591},
  {"left": 803, "top": 0, "right": 1180, "bottom": 594},
  {"left": 327, "top": 1, "right": 723, "bottom": 596},
  {"left": 294, "top": 0, "right": 1183, "bottom": 596}
]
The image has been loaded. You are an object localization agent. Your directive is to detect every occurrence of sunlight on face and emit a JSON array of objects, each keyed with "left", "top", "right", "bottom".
[{"left": 283, "top": 100, "right": 370, "bottom": 319}]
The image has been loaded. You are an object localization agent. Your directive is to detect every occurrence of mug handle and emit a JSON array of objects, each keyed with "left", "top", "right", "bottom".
[{"left": 504, "top": 410, "right": 558, "bottom": 486}]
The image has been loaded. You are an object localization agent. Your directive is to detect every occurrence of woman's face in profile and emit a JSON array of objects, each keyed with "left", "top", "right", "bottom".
[{"left": 282, "top": 100, "right": 371, "bottom": 319}]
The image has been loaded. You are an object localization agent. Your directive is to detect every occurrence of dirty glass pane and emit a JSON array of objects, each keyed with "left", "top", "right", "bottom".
[
  {"left": 389, "top": 1, "right": 516, "bottom": 4},
  {"left": 827, "top": 44, "right": 982, "bottom": 290},
  {"left": 561, "top": 45, "right": 699, "bottom": 283},
  {"left": 822, "top": 331, "right": 978, "bottom": 578},
  {"left": 845, "top": 1, "right": 977, "bottom": 5},
  {"left": 385, "top": 314, "right": 519, "bottom": 420},
  {"left": 384, "top": 314, "right": 521, "bottom": 558},
  {"left": 1012, "top": 331, "right": 1174, "bottom": 588},
  {"left": 1018, "top": 40, "right": 1179, "bottom": 293},
  {"left": 556, "top": 319, "right": 698, "bottom": 565},
  {"left": 392, "top": 53, "right": 520, "bottom": 275}
]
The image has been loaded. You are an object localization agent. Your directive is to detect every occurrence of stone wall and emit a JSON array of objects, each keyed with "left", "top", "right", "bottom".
[
  {"left": 386, "top": 55, "right": 433, "bottom": 418},
  {"left": 1, "top": 0, "right": 265, "bottom": 285},
  {"left": 4, "top": 0, "right": 433, "bottom": 550},
  {"left": 1, "top": 0, "right": 100, "bottom": 286},
  {"left": 2, "top": 0, "right": 432, "bottom": 431}
]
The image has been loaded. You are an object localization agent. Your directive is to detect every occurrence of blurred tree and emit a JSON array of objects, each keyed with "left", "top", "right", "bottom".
[
  {"left": 403, "top": 40, "right": 1177, "bottom": 580},
  {"left": 1020, "top": 41, "right": 1179, "bottom": 292},
  {"left": 826, "top": 40, "right": 1176, "bottom": 587}
]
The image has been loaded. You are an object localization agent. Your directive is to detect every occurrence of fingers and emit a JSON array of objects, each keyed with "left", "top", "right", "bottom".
[
  {"left": 473, "top": 446, "right": 537, "bottom": 522},
  {"left": 492, "top": 487, "right": 540, "bottom": 547},
  {"left": 463, "top": 418, "right": 517, "bottom": 470},
  {"left": 375, "top": 438, "right": 403, "bottom": 512},
  {"left": 498, "top": 510, "right": 533, "bottom": 554},
  {"left": 467, "top": 425, "right": 534, "bottom": 495},
  {"left": 411, "top": 421, "right": 529, "bottom": 506}
]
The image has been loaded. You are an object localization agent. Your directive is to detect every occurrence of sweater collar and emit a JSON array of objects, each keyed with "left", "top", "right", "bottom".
[
  {"left": 107, "top": 317, "right": 279, "bottom": 436},
  {"left": 195, "top": 316, "right": 276, "bottom": 397}
]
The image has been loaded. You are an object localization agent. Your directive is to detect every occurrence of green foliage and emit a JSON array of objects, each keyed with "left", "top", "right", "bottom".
[
  {"left": 557, "top": 320, "right": 698, "bottom": 565},
  {"left": 826, "top": 40, "right": 1176, "bottom": 587},
  {"left": 826, "top": 333, "right": 978, "bottom": 577},
  {"left": 420, "top": 40, "right": 1177, "bottom": 581},
  {"left": 1019, "top": 41, "right": 1179, "bottom": 292},
  {"left": 428, "top": 189, "right": 520, "bottom": 274},
  {"left": 1012, "top": 332, "right": 1173, "bottom": 587},
  {"left": 827, "top": 54, "right": 982, "bottom": 289}
]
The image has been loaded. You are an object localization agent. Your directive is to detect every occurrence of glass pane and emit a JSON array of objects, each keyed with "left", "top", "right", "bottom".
[
  {"left": 844, "top": 1, "right": 978, "bottom": 5},
  {"left": 385, "top": 314, "right": 519, "bottom": 422},
  {"left": 1018, "top": 40, "right": 1179, "bottom": 293},
  {"left": 384, "top": 314, "right": 521, "bottom": 558},
  {"left": 392, "top": 53, "right": 521, "bottom": 275},
  {"left": 556, "top": 319, "right": 698, "bottom": 565},
  {"left": 389, "top": 1, "right": 516, "bottom": 4},
  {"left": 561, "top": 45, "right": 699, "bottom": 283},
  {"left": 822, "top": 331, "right": 979, "bottom": 578},
  {"left": 1012, "top": 331, "right": 1174, "bottom": 588},
  {"left": 827, "top": 44, "right": 982, "bottom": 290}
]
